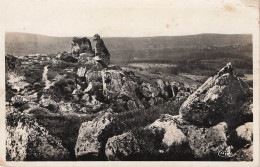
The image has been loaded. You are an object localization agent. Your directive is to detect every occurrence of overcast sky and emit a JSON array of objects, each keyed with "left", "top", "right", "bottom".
[{"left": 1, "top": 0, "right": 258, "bottom": 37}]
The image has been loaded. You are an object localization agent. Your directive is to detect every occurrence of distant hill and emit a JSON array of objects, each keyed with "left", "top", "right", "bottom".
[{"left": 5, "top": 32, "right": 252, "bottom": 64}]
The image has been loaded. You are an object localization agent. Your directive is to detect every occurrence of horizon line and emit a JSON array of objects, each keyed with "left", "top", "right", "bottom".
[{"left": 5, "top": 31, "right": 253, "bottom": 38}]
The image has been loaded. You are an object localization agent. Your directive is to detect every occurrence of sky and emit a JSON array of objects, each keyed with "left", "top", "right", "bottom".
[{"left": 1, "top": 0, "right": 259, "bottom": 37}]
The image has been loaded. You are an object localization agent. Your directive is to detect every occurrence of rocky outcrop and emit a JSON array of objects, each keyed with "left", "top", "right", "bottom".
[
  {"left": 75, "top": 110, "right": 125, "bottom": 160},
  {"left": 179, "top": 63, "right": 252, "bottom": 126},
  {"left": 6, "top": 113, "right": 70, "bottom": 161},
  {"left": 105, "top": 132, "right": 140, "bottom": 160}
]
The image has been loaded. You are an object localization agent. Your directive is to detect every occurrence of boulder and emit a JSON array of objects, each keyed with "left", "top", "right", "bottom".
[
  {"left": 6, "top": 113, "right": 70, "bottom": 161},
  {"left": 77, "top": 67, "right": 87, "bottom": 77},
  {"left": 78, "top": 53, "right": 94, "bottom": 62},
  {"left": 236, "top": 122, "right": 253, "bottom": 143},
  {"left": 102, "top": 70, "right": 124, "bottom": 98},
  {"left": 187, "top": 122, "right": 228, "bottom": 159},
  {"left": 119, "top": 81, "right": 144, "bottom": 109},
  {"left": 179, "top": 63, "right": 252, "bottom": 126},
  {"left": 105, "top": 132, "right": 140, "bottom": 160},
  {"left": 85, "top": 60, "right": 104, "bottom": 71},
  {"left": 93, "top": 35, "right": 110, "bottom": 67},
  {"left": 140, "top": 82, "right": 159, "bottom": 98},
  {"left": 147, "top": 114, "right": 187, "bottom": 148},
  {"left": 232, "top": 145, "right": 253, "bottom": 161},
  {"left": 71, "top": 37, "right": 93, "bottom": 56},
  {"left": 85, "top": 71, "right": 102, "bottom": 83},
  {"left": 75, "top": 111, "right": 125, "bottom": 159}
]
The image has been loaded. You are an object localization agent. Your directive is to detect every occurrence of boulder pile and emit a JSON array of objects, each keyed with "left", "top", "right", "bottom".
[{"left": 76, "top": 63, "right": 253, "bottom": 161}]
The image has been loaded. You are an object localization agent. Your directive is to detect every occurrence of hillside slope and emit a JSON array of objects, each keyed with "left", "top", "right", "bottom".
[{"left": 5, "top": 32, "right": 252, "bottom": 64}]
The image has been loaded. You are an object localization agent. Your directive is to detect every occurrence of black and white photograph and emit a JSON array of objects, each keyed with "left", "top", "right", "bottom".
[{"left": 0, "top": 0, "right": 259, "bottom": 166}]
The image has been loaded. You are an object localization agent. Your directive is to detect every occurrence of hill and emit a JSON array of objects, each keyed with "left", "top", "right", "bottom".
[{"left": 5, "top": 32, "right": 252, "bottom": 64}]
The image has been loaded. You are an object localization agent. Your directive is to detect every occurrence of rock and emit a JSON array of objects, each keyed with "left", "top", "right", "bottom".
[
  {"left": 153, "top": 97, "right": 164, "bottom": 105},
  {"left": 236, "top": 122, "right": 253, "bottom": 143},
  {"left": 108, "top": 65, "right": 122, "bottom": 70},
  {"left": 187, "top": 122, "right": 228, "bottom": 159},
  {"left": 71, "top": 37, "right": 93, "bottom": 56},
  {"left": 127, "top": 100, "right": 138, "bottom": 110},
  {"left": 6, "top": 113, "right": 70, "bottom": 161},
  {"left": 156, "top": 79, "right": 166, "bottom": 95},
  {"left": 140, "top": 82, "right": 159, "bottom": 98},
  {"left": 85, "top": 95, "right": 104, "bottom": 111},
  {"left": 147, "top": 114, "right": 187, "bottom": 148},
  {"left": 83, "top": 82, "right": 103, "bottom": 95},
  {"left": 170, "top": 81, "right": 179, "bottom": 97},
  {"left": 102, "top": 70, "right": 124, "bottom": 98},
  {"left": 232, "top": 145, "right": 253, "bottom": 161},
  {"left": 58, "top": 102, "right": 79, "bottom": 114},
  {"left": 80, "top": 107, "right": 88, "bottom": 113},
  {"left": 93, "top": 34, "right": 110, "bottom": 67},
  {"left": 11, "top": 95, "right": 28, "bottom": 105},
  {"left": 58, "top": 52, "right": 78, "bottom": 63},
  {"left": 75, "top": 111, "right": 125, "bottom": 159},
  {"left": 85, "top": 71, "right": 102, "bottom": 83},
  {"left": 39, "top": 95, "right": 57, "bottom": 109},
  {"left": 105, "top": 132, "right": 140, "bottom": 160},
  {"left": 179, "top": 63, "right": 252, "bottom": 126},
  {"left": 78, "top": 53, "right": 94, "bottom": 62},
  {"left": 27, "top": 92, "right": 38, "bottom": 102},
  {"left": 77, "top": 67, "right": 87, "bottom": 77},
  {"left": 85, "top": 60, "right": 104, "bottom": 71},
  {"left": 119, "top": 81, "right": 144, "bottom": 109},
  {"left": 7, "top": 72, "right": 30, "bottom": 92}
]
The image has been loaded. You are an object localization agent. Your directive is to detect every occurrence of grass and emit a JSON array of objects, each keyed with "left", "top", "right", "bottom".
[
  {"left": 21, "top": 66, "right": 44, "bottom": 85},
  {"left": 115, "top": 101, "right": 181, "bottom": 132},
  {"left": 32, "top": 110, "right": 97, "bottom": 160}
]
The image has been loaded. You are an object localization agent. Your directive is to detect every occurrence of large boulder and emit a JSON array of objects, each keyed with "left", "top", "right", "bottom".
[
  {"left": 147, "top": 114, "right": 187, "bottom": 148},
  {"left": 74, "top": 110, "right": 125, "bottom": 160},
  {"left": 71, "top": 37, "right": 93, "bottom": 56},
  {"left": 145, "top": 114, "right": 193, "bottom": 160},
  {"left": 187, "top": 122, "right": 228, "bottom": 159},
  {"left": 93, "top": 34, "right": 110, "bottom": 67},
  {"left": 6, "top": 113, "right": 70, "bottom": 161},
  {"left": 105, "top": 132, "right": 140, "bottom": 160},
  {"left": 179, "top": 63, "right": 252, "bottom": 126},
  {"left": 236, "top": 122, "right": 253, "bottom": 144}
]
